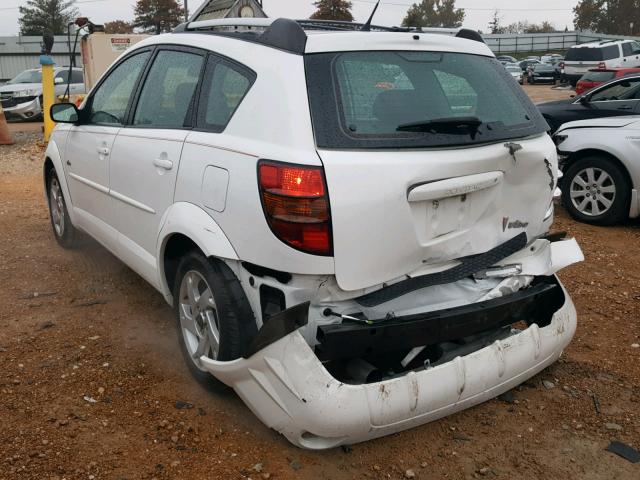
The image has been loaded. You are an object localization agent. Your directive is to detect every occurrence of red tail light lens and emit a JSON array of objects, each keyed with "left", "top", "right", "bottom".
[
  {"left": 258, "top": 160, "right": 332, "bottom": 256},
  {"left": 559, "top": 62, "right": 565, "bottom": 69}
]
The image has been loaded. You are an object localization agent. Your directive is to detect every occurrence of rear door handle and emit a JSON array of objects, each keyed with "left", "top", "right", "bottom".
[
  {"left": 153, "top": 158, "right": 174, "bottom": 170},
  {"left": 97, "top": 147, "right": 110, "bottom": 155}
]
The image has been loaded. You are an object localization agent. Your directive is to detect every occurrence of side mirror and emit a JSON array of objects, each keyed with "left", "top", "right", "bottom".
[
  {"left": 54, "top": 77, "right": 64, "bottom": 84},
  {"left": 50, "top": 103, "right": 79, "bottom": 123}
]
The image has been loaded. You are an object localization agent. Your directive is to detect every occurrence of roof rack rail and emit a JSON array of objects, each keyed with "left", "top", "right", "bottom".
[{"left": 172, "top": 18, "right": 485, "bottom": 54}]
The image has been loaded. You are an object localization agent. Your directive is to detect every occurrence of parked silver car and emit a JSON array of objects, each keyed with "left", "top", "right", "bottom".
[{"left": 0, "top": 67, "right": 85, "bottom": 120}]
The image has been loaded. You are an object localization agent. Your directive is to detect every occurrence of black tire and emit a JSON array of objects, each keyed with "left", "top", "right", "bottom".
[
  {"left": 562, "top": 156, "right": 630, "bottom": 226},
  {"left": 46, "top": 168, "right": 78, "bottom": 248},
  {"left": 173, "top": 252, "right": 257, "bottom": 392}
]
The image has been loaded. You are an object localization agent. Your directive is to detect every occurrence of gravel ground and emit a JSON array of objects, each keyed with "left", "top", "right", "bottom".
[{"left": 1, "top": 87, "right": 639, "bottom": 479}]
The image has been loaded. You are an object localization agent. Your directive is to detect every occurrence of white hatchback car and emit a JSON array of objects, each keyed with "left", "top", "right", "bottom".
[{"left": 45, "top": 18, "right": 583, "bottom": 449}]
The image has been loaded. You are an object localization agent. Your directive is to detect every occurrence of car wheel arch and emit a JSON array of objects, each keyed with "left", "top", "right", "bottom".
[
  {"left": 43, "top": 147, "right": 76, "bottom": 225},
  {"left": 156, "top": 202, "right": 239, "bottom": 302},
  {"left": 563, "top": 149, "right": 634, "bottom": 191}
]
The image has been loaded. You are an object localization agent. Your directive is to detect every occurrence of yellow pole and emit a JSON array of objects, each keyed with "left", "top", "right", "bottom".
[{"left": 40, "top": 55, "right": 56, "bottom": 142}]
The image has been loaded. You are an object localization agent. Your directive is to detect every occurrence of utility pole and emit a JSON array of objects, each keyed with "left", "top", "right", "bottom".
[{"left": 184, "top": 0, "right": 189, "bottom": 21}]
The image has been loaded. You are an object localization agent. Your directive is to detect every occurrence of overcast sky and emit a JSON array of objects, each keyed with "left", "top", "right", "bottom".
[{"left": 0, "top": 0, "right": 580, "bottom": 36}]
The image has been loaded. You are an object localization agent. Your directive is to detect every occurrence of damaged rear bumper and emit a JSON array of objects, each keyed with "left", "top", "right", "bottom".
[
  {"left": 201, "top": 240, "right": 584, "bottom": 450},
  {"left": 201, "top": 276, "right": 577, "bottom": 449}
]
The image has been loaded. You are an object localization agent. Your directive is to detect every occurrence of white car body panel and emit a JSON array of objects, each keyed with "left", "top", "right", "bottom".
[
  {"left": 320, "top": 134, "right": 558, "bottom": 291},
  {"left": 556, "top": 117, "right": 640, "bottom": 218}
]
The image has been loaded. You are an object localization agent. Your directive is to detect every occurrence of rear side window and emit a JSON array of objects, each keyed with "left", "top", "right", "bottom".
[
  {"left": 196, "top": 56, "right": 255, "bottom": 133},
  {"left": 133, "top": 50, "right": 204, "bottom": 128},
  {"left": 582, "top": 71, "right": 615, "bottom": 82},
  {"left": 72, "top": 70, "right": 84, "bottom": 84},
  {"left": 622, "top": 43, "right": 634, "bottom": 56},
  {"left": 602, "top": 45, "right": 620, "bottom": 60},
  {"left": 306, "top": 51, "right": 546, "bottom": 149}
]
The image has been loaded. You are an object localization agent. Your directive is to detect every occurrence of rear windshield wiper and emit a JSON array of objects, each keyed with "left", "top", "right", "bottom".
[{"left": 396, "top": 116, "right": 483, "bottom": 138}]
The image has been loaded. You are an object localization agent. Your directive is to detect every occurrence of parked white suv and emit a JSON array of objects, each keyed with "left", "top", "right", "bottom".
[
  {"left": 564, "top": 40, "right": 640, "bottom": 86},
  {"left": 0, "top": 67, "right": 85, "bottom": 120},
  {"left": 45, "top": 18, "right": 583, "bottom": 449}
]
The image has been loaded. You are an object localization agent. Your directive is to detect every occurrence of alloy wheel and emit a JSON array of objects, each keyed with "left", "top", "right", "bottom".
[
  {"left": 49, "top": 177, "right": 65, "bottom": 237},
  {"left": 569, "top": 167, "right": 616, "bottom": 217},
  {"left": 178, "top": 270, "right": 220, "bottom": 370}
]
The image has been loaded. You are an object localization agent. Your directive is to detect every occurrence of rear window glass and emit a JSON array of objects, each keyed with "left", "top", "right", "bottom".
[
  {"left": 567, "top": 45, "right": 619, "bottom": 62},
  {"left": 582, "top": 71, "right": 615, "bottom": 82},
  {"left": 305, "top": 51, "right": 546, "bottom": 149}
]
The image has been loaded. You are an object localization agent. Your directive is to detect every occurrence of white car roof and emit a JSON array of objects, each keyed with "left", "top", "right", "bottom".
[
  {"left": 163, "top": 18, "right": 494, "bottom": 57},
  {"left": 572, "top": 40, "right": 632, "bottom": 49}
]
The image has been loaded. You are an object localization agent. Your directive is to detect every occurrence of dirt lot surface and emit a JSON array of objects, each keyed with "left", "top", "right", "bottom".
[{"left": 1, "top": 86, "right": 639, "bottom": 480}]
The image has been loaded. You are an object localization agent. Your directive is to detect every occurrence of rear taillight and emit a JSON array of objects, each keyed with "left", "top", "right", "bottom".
[
  {"left": 559, "top": 62, "right": 565, "bottom": 70},
  {"left": 598, "top": 62, "right": 606, "bottom": 69},
  {"left": 258, "top": 160, "right": 332, "bottom": 256}
]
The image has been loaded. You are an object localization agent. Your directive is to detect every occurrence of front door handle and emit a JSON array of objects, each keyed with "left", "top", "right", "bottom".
[
  {"left": 153, "top": 158, "right": 174, "bottom": 171},
  {"left": 97, "top": 147, "right": 110, "bottom": 155},
  {"left": 618, "top": 105, "right": 633, "bottom": 110}
]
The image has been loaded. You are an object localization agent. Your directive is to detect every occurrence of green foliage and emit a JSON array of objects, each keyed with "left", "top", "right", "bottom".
[
  {"left": 502, "top": 20, "right": 556, "bottom": 34},
  {"left": 310, "top": 0, "right": 354, "bottom": 22},
  {"left": 19, "top": 0, "right": 79, "bottom": 36},
  {"left": 402, "top": 0, "right": 465, "bottom": 28},
  {"left": 104, "top": 20, "right": 135, "bottom": 34},
  {"left": 134, "top": 0, "right": 185, "bottom": 34},
  {"left": 574, "top": 0, "right": 640, "bottom": 35}
]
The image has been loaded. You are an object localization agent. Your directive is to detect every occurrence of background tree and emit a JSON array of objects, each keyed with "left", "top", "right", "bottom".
[
  {"left": 134, "top": 0, "right": 184, "bottom": 34},
  {"left": 488, "top": 9, "right": 504, "bottom": 34},
  {"left": 502, "top": 20, "right": 556, "bottom": 34},
  {"left": 574, "top": 0, "right": 640, "bottom": 34},
  {"left": 19, "top": 0, "right": 79, "bottom": 36},
  {"left": 402, "top": 0, "right": 465, "bottom": 28},
  {"left": 104, "top": 20, "right": 135, "bottom": 34},
  {"left": 310, "top": 0, "right": 354, "bottom": 22},
  {"left": 573, "top": 0, "right": 605, "bottom": 31}
]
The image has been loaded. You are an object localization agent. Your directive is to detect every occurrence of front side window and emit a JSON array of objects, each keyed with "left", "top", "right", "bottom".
[
  {"left": 55, "top": 71, "right": 69, "bottom": 83},
  {"left": 591, "top": 78, "right": 640, "bottom": 101},
  {"left": 622, "top": 43, "right": 634, "bottom": 57},
  {"left": 196, "top": 57, "right": 255, "bottom": 132},
  {"left": 89, "top": 51, "right": 150, "bottom": 125},
  {"left": 133, "top": 50, "right": 204, "bottom": 128},
  {"left": 306, "top": 51, "right": 546, "bottom": 149}
]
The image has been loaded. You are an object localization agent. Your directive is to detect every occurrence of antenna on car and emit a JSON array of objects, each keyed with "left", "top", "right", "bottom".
[{"left": 360, "top": 0, "right": 381, "bottom": 32}]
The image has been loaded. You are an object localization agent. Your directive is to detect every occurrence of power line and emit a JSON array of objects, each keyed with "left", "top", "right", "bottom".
[{"left": 0, "top": 0, "right": 112, "bottom": 12}]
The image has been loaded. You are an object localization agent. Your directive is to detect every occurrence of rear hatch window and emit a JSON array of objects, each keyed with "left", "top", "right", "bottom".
[
  {"left": 566, "top": 45, "right": 619, "bottom": 62},
  {"left": 305, "top": 51, "right": 546, "bottom": 149},
  {"left": 581, "top": 71, "right": 616, "bottom": 82}
]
